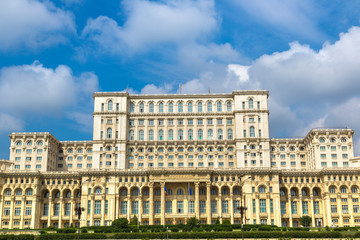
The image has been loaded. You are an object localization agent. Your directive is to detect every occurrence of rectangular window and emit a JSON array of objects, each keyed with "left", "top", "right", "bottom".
[
  {"left": 105, "top": 200, "right": 108, "bottom": 214},
  {"left": 253, "top": 199, "right": 256, "bottom": 213},
  {"left": 189, "top": 201, "right": 195, "bottom": 213},
  {"left": 211, "top": 200, "right": 217, "bottom": 214},
  {"left": 200, "top": 201, "right": 206, "bottom": 214},
  {"left": 259, "top": 199, "right": 266, "bottom": 213},
  {"left": 3, "top": 208, "right": 10, "bottom": 216},
  {"left": 177, "top": 201, "right": 183, "bottom": 214},
  {"left": 54, "top": 203, "right": 60, "bottom": 216},
  {"left": 155, "top": 201, "right": 161, "bottom": 214},
  {"left": 270, "top": 199, "right": 274, "bottom": 213},
  {"left": 234, "top": 200, "right": 240, "bottom": 213},
  {"left": 342, "top": 205, "right": 349, "bottom": 214},
  {"left": 94, "top": 200, "right": 101, "bottom": 214},
  {"left": 64, "top": 203, "right": 71, "bottom": 216},
  {"left": 43, "top": 204, "right": 49, "bottom": 216},
  {"left": 222, "top": 200, "right": 229, "bottom": 214},
  {"left": 354, "top": 205, "right": 359, "bottom": 213},
  {"left": 143, "top": 201, "right": 149, "bottom": 214},
  {"left": 314, "top": 201, "right": 320, "bottom": 214},
  {"left": 302, "top": 201, "right": 308, "bottom": 214},
  {"left": 132, "top": 201, "right": 138, "bottom": 214},
  {"left": 121, "top": 201, "right": 127, "bottom": 215},
  {"left": 25, "top": 207, "right": 31, "bottom": 216},
  {"left": 291, "top": 201, "right": 297, "bottom": 214},
  {"left": 166, "top": 201, "right": 172, "bottom": 214},
  {"left": 331, "top": 205, "right": 337, "bottom": 213}
]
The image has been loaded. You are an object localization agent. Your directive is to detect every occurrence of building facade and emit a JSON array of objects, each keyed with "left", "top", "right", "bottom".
[{"left": 1, "top": 90, "right": 360, "bottom": 229}]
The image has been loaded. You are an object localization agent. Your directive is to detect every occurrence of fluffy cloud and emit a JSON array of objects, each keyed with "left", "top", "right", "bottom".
[
  {"left": 82, "top": 0, "right": 217, "bottom": 54},
  {"left": 0, "top": 61, "right": 98, "bottom": 132},
  {"left": 0, "top": 0, "right": 75, "bottom": 50},
  {"left": 141, "top": 26, "right": 360, "bottom": 152}
]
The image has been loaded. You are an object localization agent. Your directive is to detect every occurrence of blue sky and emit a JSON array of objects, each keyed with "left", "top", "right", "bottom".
[{"left": 1, "top": 0, "right": 360, "bottom": 158}]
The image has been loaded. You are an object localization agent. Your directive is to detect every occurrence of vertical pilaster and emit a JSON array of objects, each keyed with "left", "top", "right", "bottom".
[
  {"left": 311, "top": 197, "right": 315, "bottom": 227},
  {"left": 161, "top": 182, "right": 165, "bottom": 225},
  {"left": 288, "top": 195, "right": 293, "bottom": 227},
  {"left": 47, "top": 198, "right": 52, "bottom": 227},
  {"left": 58, "top": 198, "right": 63, "bottom": 228},
  {"left": 230, "top": 193, "right": 234, "bottom": 224},
  {"left": 206, "top": 183, "right": 211, "bottom": 224},
  {"left": 149, "top": 183, "right": 154, "bottom": 225},
  {"left": 101, "top": 196, "right": 106, "bottom": 225},
  {"left": 218, "top": 193, "right": 222, "bottom": 223},
  {"left": 195, "top": 182, "right": 200, "bottom": 219},
  {"left": 20, "top": 196, "right": 25, "bottom": 228}
]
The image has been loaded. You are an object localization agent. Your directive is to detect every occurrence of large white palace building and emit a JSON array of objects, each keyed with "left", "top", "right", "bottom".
[{"left": 1, "top": 90, "right": 360, "bottom": 229}]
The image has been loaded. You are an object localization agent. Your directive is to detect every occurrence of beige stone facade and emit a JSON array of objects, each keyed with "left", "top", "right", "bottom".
[{"left": 1, "top": 90, "right": 360, "bottom": 229}]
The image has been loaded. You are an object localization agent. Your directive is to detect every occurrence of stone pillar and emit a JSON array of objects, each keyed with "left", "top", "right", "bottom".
[
  {"left": 9, "top": 196, "right": 15, "bottom": 229},
  {"left": 59, "top": 198, "right": 63, "bottom": 228},
  {"left": 101, "top": 196, "right": 106, "bottom": 225},
  {"left": 337, "top": 194, "right": 343, "bottom": 226},
  {"left": 149, "top": 183, "right": 154, "bottom": 225},
  {"left": 195, "top": 182, "right": 200, "bottom": 219},
  {"left": 90, "top": 196, "right": 95, "bottom": 226},
  {"left": 230, "top": 192, "right": 234, "bottom": 224},
  {"left": 138, "top": 193, "right": 142, "bottom": 225},
  {"left": 267, "top": 197, "right": 271, "bottom": 224},
  {"left": 69, "top": 198, "right": 75, "bottom": 226},
  {"left": 349, "top": 195, "right": 354, "bottom": 226},
  {"left": 161, "top": 182, "right": 165, "bottom": 225},
  {"left": 323, "top": 194, "right": 331, "bottom": 227},
  {"left": 255, "top": 197, "right": 260, "bottom": 224},
  {"left": 206, "top": 183, "right": 211, "bottom": 224},
  {"left": 288, "top": 195, "right": 293, "bottom": 227},
  {"left": 0, "top": 197, "right": 3, "bottom": 229},
  {"left": 218, "top": 193, "right": 222, "bottom": 223},
  {"left": 115, "top": 195, "right": 119, "bottom": 220},
  {"left": 127, "top": 193, "right": 131, "bottom": 221},
  {"left": 310, "top": 197, "right": 315, "bottom": 227},
  {"left": 20, "top": 196, "right": 26, "bottom": 229},
  {"left": 47, "top": 197, "right": 52, "bottom": 227},
  {"left": 299, "top": 197, "right": 303, "bottom": 218}
]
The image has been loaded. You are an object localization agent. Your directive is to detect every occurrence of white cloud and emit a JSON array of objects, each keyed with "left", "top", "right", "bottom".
[
  {"left": 0, "top": 113, "right": 24, "bottom": 132},
  {"left": 82, "top": 0, "right": 217, "bottom": 54},
  {"left": 0, "top": 61, "right": 98, "bottom": 132},
  {"left": 0, "top": 0, "right": 75, "bottom": 50}
]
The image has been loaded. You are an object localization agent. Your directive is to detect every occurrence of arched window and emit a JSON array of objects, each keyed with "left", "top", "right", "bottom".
[
  {"left": 340, "top": 186, "right": 347, "bottom": 193},
  {"left": 207, "top": 102, "right": 212, "bottom": 112},
  {"left": 94, "top": 188, "right": 102, "bottom": 195},
  {"left": 302, "top": 189, "right": 308, "bottom": 196},
  {"left": 341, "top": 137, "right": 347, "bottom": 142},
  {"left": 208, "top": 129, "right": 213, "bottom": 140},
  {"left": 132, "top": 188, "right": 139, "bottom": 196},
  {"left": 167, "top": 189, "right": 173, "bottom": 195},
  {"left": 330, "top": 137, "right": 336, "bottom": 142},
  {"left": 55, "top": 191, "right": 60, "bottom": 198},
  {"left": 16, "top": 141, "right": 22, "bottom": 146},
  {"left": 130, "top": 102, "right": 135, "bottom": 112},
  {"left": 352, "top": 186, "right": 359, "bottom": 193},
  {"left": 329, "top": 186, "right": 336, "bottom": 193},
  {"left": 200, "top": 188, "right": 206, "bottom": 195},
  {"left": 177, "top": 189, "right": 184, "bottom": 195},
  {"left": 259, "top": 186, "right": 266, "bottom": 193},
  {"left": 129, "top": 130, "right": 134, "bottom": 140},
  {"left": 178, "top": 102, "right": 183, "bottom": 112},
  {"left": 233, "top": 188, "right": 240, "bottom": 195},
  {"left": 143, "top": 189, "right": 149, "bottom": 195},
  {"left": 107, "top": 128, "right": 112, "bottom": 139},
  {"left": 159, "top": 130, "right": 164, "bottom": 140},
  {"left": 250, "top": 126, "right": 255, "bottom": 137},
  {"left": 226, "top": 101, "right": 232, "bottom": 112},
  {"left": 280, "top": 189, "right": 286, "bottom": 196},
  {"left": 37, "top": 140, "right": 43, "bottom": 146},
  {"left": 248, "top": 98, "right": 254, "bottom": 109},
  {"left": 15, "top": 189, "right": 22, "bottom": 196},
  {"left": 217, "top": 102, "right": 222, "bottom": 112},
  {"left": 148, "top": 130, "right": 154, "bottom": 141},
  {"left": 76, "top": 191, "right": 81, "bottom": 198},
  {"left": 198, "top": 129, "right": 203, "bottom": 140},
  {"left": 188, "top": 102, "right": 193, "bottom": 112},
  {"left": 108, "top": 100, "right": 113, "bottom": 111},
  {"left": 5, "top": 189, "right": 11, "bottom": 196},
  {"left": 139, "top": 103, "right": 144, "bottom": 112},
  {"left": 313, "top": 188, "right": 320, "bottom": 196},
  {"left": 227, "top": 129, "right": 233, "bottom": 139},
  {"left": 221, "top": 188, "right": 229, "bottom": 195},
  {"left": 168, "top": 102, "right": 173, "bottom": 112},
  {"left": 149, "top": 102, "right": 154, "bottom": 112},
  {"left": 178, "top": 130, "right": 183, "bottom": 140},
  {"left": 188, "top": 129, "right": 193, "bottom": 140},
  {"left": 319, "top": 137, "right": 325, "bottom": 143},
  {"left": 159, "top": 102, "right": 164, "bottom": 112},
  {"left": 65, "top": 191, "right": 71, "bottom": 198},
  {"left": 211, "top": 188, "right": 218, "bottom": 195},
  {"left": 139, "top": 130, "right": 144, "bottom": 141},
  {"left": 197, "top": 102, "right": 203, "bottom": 112},
  {"left": 291, "top": 189, "right": 297, "bottom": 196},
  {"left": 168, "top": 130, "right": 174, "bottom": 140},
  {"left": 217, "top": 129, "right": 223, "bottom": 140},
  {"left": 26, "top": 189, "right": 33, "bottom": 196},
  {"left": 121, "top": 189, "right": 128, "bottom": 196},
  {"left": 155, "top": 189, "right": 161, "bottom": 196},
  {"left": 44, "top": 191, "right": 49, "bottom": 198}
]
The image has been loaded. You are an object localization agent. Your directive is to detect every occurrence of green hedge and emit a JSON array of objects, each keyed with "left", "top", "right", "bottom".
[
  {"left": 56, "top": 228, "right": 77, "bottom": 233},
  {"left": 37, "top": 233, "right": 107, "bottom": 240},
  {"left": 0, "top": 235, "right": 34, "bottom": 240}
]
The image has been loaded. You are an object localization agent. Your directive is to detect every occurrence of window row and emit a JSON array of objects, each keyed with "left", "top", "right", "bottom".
[
  {"left": 128, "top": 129, "right": 234, "bottom": 141},
  {"left": 130, "top": 101, "right": 233, "bottom": 113},
  {"left": 129, "top": 118, "right": 233, "bottom": 126},
  {"left": 129, "top": 146, "right": 235, "bottom": 153},
  {"left": 15, "top": 140, "right": 43, "bottom": 146}
]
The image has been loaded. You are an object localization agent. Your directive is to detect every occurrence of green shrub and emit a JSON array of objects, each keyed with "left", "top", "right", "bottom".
[
  {"left": 56, "top": 228, "right": 77, "bottom": 233},
  {"left": 37, "top": 233, "right": 107, "bottom": 240},
  {"left": 0, "top": 235, "right": 34, "bottom": 240}
]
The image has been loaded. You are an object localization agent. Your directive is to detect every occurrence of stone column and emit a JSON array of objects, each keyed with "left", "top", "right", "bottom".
[
  {"left": 323, "top": 194, "right": 331, "bottom": 227},
  {"left": 149, "top": 183, "right": 154, "bottom": 225},
  {"left": 218, "top": 193, "right": 222, "bottom": 223},
  {"left": 90, "top": 196, "right": 95, "bottom": 226},
  {"left": 206, "top": 183, "right": 211, "bottom": 224},
  {"left": 161, "top": 182, "right": 165, "bottom": 225},
  {"left": 47, "top": 197, "right": 52, "bottom": 227},
  {"left": 59, "top": 198, "right": 64, "bottom": 228},
  {"left": 267, "top": 197, "right": 271, "bottom": 224},
  {"left": 255, "top": 197, "right": 260, "bottom": 224},
  {"left": 69, "top": 198, "right": 75, "bottom": 226},
  {"left": 337, "top": 194, "right": 343, "bottom": 226},
  {"left": 0, "top": 197, "right": 3, "bottom": 229},
  {"left": 101, "top": 196, "right": 106, "bottom": 225},
  {"left": 299, "top": 197, "right": 303, "bottom": 217},
  {"left": 20, "top": 196, "right": 26, "bottom": 229},
  {"left": 349, "top": 194, "right": 354, "bottom": 226},
  {"left": 311, "top": 197, "right": 315, "bottom": 227},
  {"left": 288, "top": 195, "right": 293, "bottom": 227},
  {"left": 127, "top": 193, "right": 131, "bottom": 221},
  {"left": 195, "top": 182, "right": 200, "bottom": 219},
  {"left": 138, "top": 193, "right": 142, "bottom": 225},
  {"left": 230, "top": 192, "right": 234, "bottom": 224},
  {"left": 115, "top": 195, "right": 119, "bottom": 220}
]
